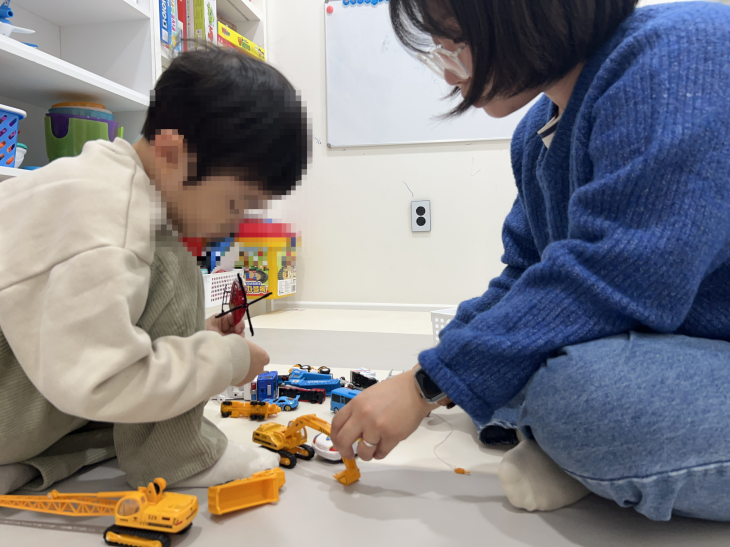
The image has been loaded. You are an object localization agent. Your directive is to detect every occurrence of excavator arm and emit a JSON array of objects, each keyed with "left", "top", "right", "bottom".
[
  {"left": 0, "top": 490, "right": 121, "bottom": 517},
  {"left": 283, "top": 414, "right": 361, "bottom": 485}
]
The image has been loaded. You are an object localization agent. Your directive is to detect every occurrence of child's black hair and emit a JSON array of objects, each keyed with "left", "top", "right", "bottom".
[
  {"left": 143, "top": 46, "right": 310, "bottom": 196},
  {"left": 390, "top": 0, "right": 639, "bottom": 117}
]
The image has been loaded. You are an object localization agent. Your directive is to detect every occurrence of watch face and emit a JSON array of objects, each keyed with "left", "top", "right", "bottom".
[{"left": 417, "top": 369, "right": 443, "bottom": 400}]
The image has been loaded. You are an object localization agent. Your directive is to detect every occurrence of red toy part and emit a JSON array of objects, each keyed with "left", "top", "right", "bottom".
[
  {"left": 327, "top": 5, "right": 334, "bottom": 13},
  {"left": 229, "top": 274, "right": 246, "bottom": 326}
]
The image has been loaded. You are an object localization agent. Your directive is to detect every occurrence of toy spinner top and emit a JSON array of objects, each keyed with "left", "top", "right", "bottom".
[{"left": 216, "top": 272, "right": 272, "bottom": 336}]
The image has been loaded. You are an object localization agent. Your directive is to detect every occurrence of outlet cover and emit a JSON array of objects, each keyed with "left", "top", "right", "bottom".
[{"left": 412, "top": 200, "right": 431, "bottom": 232}]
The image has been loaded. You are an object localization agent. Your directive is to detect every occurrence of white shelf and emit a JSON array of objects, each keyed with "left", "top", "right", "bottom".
[
  {"left": 14, "top": 0, "right": 150, "bottom": 26},
  {"left": 217, "top": 0, "right": 263, "bottom": 23},
  {"left": 0, "top": 35, "right": 149, "bottom": 112},
  {"left": 0, "top": 167, "right": 23, "bottom": 181}
]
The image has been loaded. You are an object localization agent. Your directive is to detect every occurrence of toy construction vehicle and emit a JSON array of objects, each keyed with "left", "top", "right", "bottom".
[
  {"left": 252, "top": 414, "right": 361, "bottom": 485},
  {"left": 0, "top": 478, "right": 197, "bottom": 547},
  {"left": 220, "top": 400, "right": 281, "bottom": 420},
  {"left": 208, "top": 468, "right": 286, "bottom": 516}
]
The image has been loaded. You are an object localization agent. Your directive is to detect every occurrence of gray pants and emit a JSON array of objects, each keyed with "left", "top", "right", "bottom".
[{"left": 0, "top": 231, "right": 226, "bottom": 490}]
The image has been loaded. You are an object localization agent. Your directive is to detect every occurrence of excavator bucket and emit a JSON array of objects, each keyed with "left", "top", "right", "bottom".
[
  {"left": 208, "top": 469, "right": 286, "bottom": 516},
  {"left": 334, "top": 458, "right": 361, "bottom": 486}
]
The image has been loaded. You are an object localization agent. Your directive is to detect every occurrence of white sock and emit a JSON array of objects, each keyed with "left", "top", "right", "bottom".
[
  {"left": 0, "top": 463, "right": 39, "bottom": 495},
  {"left": 172, "top": 441, "right": 280, "bottom": 488},
  {"left": 498, "top": 439, "right": 590, "bottom": 512}
]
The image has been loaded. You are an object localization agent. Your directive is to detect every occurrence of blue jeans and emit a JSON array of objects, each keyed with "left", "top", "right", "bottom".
[{"left": 475, "top": 332, "right": 730, "bottom": 522}]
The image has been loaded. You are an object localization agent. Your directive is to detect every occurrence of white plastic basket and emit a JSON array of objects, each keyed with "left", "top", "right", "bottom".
[
  {"left": 431, "top": 308, "right": 457, "bottom": 345},
  {"left": 202, "top": 270, "right": 243, "bottom": 308}
]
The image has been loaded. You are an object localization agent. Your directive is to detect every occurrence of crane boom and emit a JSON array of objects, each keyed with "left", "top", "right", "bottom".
[{"left": 0, "top": 491, "right": 120, "bottom": 517}]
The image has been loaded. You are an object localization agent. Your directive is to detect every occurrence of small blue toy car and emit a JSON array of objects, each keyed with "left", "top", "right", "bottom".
[
  {"left": 330, "top": 388, "right": 360, "bottom": 413},
  {"left": 263, "top": 395, "right": 300, "bottom": 411}
]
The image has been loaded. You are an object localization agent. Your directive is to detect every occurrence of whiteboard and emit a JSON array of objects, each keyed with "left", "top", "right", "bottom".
[{"left": 324, "top": 0, "right": 534, "bottom": 147}]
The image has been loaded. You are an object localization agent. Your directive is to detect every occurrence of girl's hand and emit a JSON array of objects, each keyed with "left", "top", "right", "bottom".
[
  {"left": 330, "top": 366, "right": 434, "bottom": 461},
  {"left": 206, "top": 313, "right": 246, "bottom": 336}
]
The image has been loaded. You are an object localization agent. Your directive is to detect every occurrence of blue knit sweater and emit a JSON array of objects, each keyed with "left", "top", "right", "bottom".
[{"left": 420, "top": 2, "right": 730, "bottom": 424}]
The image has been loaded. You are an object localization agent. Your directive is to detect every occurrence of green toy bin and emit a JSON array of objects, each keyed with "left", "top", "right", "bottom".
[{"left": 45, "top": 113, "right": 123, "bottom": 161}]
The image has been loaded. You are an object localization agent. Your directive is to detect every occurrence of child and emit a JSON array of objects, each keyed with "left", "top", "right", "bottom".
[
  {"left": 0, "top": 47, "right": 309, "bottom": 493},
  {"left": 332, "top": 0, "right": 730, "bottom": 523}
]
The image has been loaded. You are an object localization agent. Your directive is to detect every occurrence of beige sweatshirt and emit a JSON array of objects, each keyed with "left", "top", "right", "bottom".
[{"left": 0, "top": 139, "right": 251, "bottom": 424}]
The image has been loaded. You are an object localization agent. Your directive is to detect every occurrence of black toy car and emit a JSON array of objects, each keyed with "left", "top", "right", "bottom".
[{"left": 278, "top": 385, "right": 326, "bottom": 404}]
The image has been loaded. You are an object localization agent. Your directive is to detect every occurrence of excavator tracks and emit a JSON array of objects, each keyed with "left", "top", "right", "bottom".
[{"left": 103, "top": 525, "right": 171, "bottom": 547}]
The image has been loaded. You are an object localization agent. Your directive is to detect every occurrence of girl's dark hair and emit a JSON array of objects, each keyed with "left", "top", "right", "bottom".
[
  {"left": 390, "top": 0, "right": 639, "bottom": 117},
  {"left": 143, "top": 46, "right": 310, "bottom": 195}
]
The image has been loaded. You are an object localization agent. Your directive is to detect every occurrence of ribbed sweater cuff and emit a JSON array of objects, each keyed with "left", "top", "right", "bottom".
[{"left": 223, "top": 335, "right": 251, "bottom": 385}]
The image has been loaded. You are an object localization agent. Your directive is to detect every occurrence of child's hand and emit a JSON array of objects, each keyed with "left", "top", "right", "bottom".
[
  {"left": 236, "top": 340, "right": 270, "bottom": 386},
  {"left": 206, "top": 313, "right": 246, "bottom": 336}
]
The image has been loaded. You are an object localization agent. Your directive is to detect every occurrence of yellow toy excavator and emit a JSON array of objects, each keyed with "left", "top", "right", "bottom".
[
  {"left": 252, "top": 414, "right": 361, "bottom": 486},
  {"left": 0, "top": 478, "right": 198, "bottom": 547}
]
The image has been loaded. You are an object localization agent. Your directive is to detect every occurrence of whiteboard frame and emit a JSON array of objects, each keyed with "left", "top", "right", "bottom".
[{"left": 323, "top": 0, "right": 515, "bottom": 148}]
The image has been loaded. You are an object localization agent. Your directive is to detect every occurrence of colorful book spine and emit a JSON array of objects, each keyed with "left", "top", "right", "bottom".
[
  {"left": 187, "top": 0, "right": 217, "bottom": 49},
  {"left": 177, "top": 0, "right": 187, "bottom": 52},
  {"left": 159, "top": 0, "right": 170, "bottom": 46}
]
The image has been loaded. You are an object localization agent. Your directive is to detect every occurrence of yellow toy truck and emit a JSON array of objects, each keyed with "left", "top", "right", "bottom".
[
  {"left": 0, "top": 478, "right": 197, "bottom": 547},
  {"left": 220, "top": 400, "right": 281, "bottom": 421},
  {"left": 208, "top": 468, "right": 286, "bottom": 516},
  {"left": 252, "top": 414, "right": 360, "bottom": 485}
]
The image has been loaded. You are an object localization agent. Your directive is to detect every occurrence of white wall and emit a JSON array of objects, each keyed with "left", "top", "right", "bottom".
[
  {"left": 267, "top": 0, "right": 516, "bottom": 309},
  {"left": 266, "top": 0, "right": 729, "bottom": 310}
]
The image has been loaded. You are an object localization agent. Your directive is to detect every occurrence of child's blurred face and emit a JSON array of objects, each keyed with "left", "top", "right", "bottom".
[{"left": 142, "top": 130, "right": 269, "bottom": 238}]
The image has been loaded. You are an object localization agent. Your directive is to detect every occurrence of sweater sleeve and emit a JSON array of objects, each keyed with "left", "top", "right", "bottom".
[
  {"left": 419, "top": 38, "right": 730, "bottom": 423},
  {"left": 1, "top": 246, "right": 251, "bottom": 424}
]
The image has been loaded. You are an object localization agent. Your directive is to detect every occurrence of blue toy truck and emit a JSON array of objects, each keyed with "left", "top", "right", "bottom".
[
  {"left": 330, "top": 387, "right": 360, "bottom": 413},
  {"left": 283, "top": 369, "right": 341, "bottom": 394},
  {"left": 251, "top": 371, "right": 278, "bottom": 401}
]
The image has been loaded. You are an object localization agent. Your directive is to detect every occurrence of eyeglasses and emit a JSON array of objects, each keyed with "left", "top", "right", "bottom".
[
  {"left": 417, "top": 44, "right": 470, "bottom": 81},
  {"left": 216, "top": 273, "right": 272, "bottom": 337}
]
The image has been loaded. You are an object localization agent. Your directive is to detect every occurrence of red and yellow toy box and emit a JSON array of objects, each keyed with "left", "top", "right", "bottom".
[
  {"left": 235, "top": 221, "right": 296, "bottom": 298},
  {"left": 217, "top": 22, "right": 266, "bottom": 61}
]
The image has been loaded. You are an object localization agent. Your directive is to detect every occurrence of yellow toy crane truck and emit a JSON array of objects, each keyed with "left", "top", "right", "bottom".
[
  {"left": 0, "top": 478, "right": 197, "bottom": 547},
  {"left": 252, "top": 414, "right": 361, "bottom": 485},
  {"left": 220, "top": 399, "right": 281, "bottom": 420}
]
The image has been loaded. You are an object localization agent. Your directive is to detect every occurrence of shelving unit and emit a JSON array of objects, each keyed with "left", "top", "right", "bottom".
[
  {"left": 152, "top": 0, "right": 267, "bottom": 80},
  {"left": 0, "top": 0, "right": 156, "bottom": 175},
  {"left": 0, "top": 167, "right": 24, "bottom": 182},
  {"left": 0, "top": 36, "right": 149, "bottom": 112}
]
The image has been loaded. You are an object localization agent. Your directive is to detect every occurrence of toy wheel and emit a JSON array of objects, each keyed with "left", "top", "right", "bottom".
[
  {"left": 104, "top": 525, "right": 171, "bottom": 547},
  {"left": 221, "top": 401, "right": 232, "bottom": 406},
  {"left": 333, "top": 407, "right": 339, "bottom": 414},
  {"left": 318, "top": 366, "right": 331, "bottom": 375},
  {"left": 281, "top": 375, "right": 289, "bottom": 382},
  {"left": 221, "top": 412, "right": 231, "bottom": 418},
  {"left": 180, "top": 524, "right": 193, "bottom": 534},
  {"left": 284, "top": 405, "right": 292, "bottom": 411},
  {"left": 279, "top": 450, "right": 297, "bottom": 469},
  {"left": 296, "top": 444, "right": 315, "bottom": 460}
]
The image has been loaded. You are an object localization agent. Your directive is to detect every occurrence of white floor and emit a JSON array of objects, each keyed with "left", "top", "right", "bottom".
[{"left": 2, "top": 332, "right": 729, "bottom": 545}]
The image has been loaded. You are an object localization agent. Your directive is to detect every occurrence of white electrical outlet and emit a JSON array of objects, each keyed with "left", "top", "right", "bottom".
[{"left": 412, "top": 200, "right": 431, "bottom": 232}]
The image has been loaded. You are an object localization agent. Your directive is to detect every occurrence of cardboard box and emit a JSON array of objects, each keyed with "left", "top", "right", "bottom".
[
  {"left": 234, "top": 222, "right": 297, "bottom": 298},
  {"left": 217, "top": 14, "right": 237, "bottom": 32},
  {"left": 188, "top": 0, "right": 217, "bottom": 49},
  {"left": 217, "top": 22, "right": 266, "bottom": 61},
  {"left": 172, "top": 0, "right": 186, "bottom": 52}
]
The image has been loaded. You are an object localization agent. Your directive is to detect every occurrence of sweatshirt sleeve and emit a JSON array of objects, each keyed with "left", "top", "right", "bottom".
[
  {"left": 418, "top": 38, "right": 730, "bottom": 423},
  {"left": 1, "top": 246, "right": 251, "bottom": 424},
  {"left": 439, "top": 122, "right": 541, "bottom": 341}
]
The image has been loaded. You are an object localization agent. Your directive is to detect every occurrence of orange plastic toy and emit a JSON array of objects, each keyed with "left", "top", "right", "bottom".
[
  {"left": 252, "top": 414, "right": 361, "bottom": 485},
  {"left": 0, "top": 478, "right": 198, "bottom": 547},
  {"left": 208, "top": 468, "right": 286, "bottom": 515},
  {"left": 220, "top": 400, "right": 281, "bottom": 420}
]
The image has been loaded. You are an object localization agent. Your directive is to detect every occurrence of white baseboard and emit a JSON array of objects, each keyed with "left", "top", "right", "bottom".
[{"left": 270, "top": 301, "right": 457, "bottom": 313}]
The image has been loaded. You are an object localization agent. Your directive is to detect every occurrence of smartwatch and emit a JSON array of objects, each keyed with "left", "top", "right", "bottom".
[{"left": 414, "top": 365, "right": 448, "bottom": 404}]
